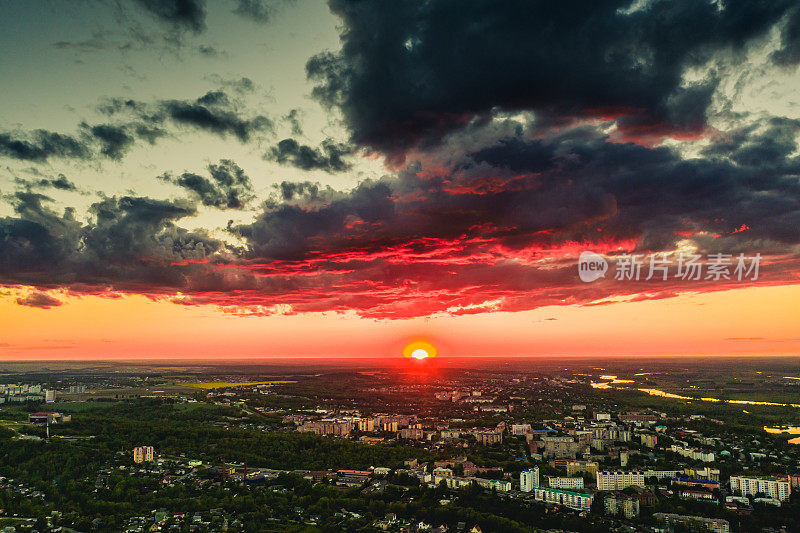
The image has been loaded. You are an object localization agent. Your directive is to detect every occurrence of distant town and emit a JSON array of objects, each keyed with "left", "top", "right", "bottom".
[{"left": 0, "top": 357, "right": 797, "bottom": 532}]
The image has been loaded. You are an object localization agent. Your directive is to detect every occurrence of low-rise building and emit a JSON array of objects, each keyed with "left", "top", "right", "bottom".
[
  {"left": 28, "top": 412, "right": 70, "bottom": 424},
  {"left": 398, "top": 427, "right": 424, "bottom": 440},
  {"left": 533, "top": 487, "right": 593, "bottom": 511},
  {"left": 548, "top": 476, "right": 584, "bottom": 490},
  {"left": 567, "top": 460, "right": 598, "bottom": 476},
  {"left": 671, "top": 477, "right": 720, "bottom": 491},
  {"left": 474, "top": 478, "right": 511, "bottom": 492},
  {"left": 679, "top": 488, "right": 716, "bottom": 501},
  {"left": 652, "top": 513, "right": 729, "bottom": 533}
]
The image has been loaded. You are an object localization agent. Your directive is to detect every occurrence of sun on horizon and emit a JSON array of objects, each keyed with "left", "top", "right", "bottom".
[{"left": 403, "top": 341, "right": 438, "bottom": 360}]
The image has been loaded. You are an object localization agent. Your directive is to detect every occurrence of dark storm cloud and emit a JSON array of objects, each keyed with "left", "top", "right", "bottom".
[
  {"left": 275, "top": 180, "right": 340, "bottom": 202},
  {"left": 0, "top": 130, "right": 92, "bottom": 162},
  {"left": 1, "top": 116, "right": 798, "bottom": 317},
  {"left": 21, "top": 173, "right": 79, "bottom": 192},
  {"left": 47, "top": 174, "right": 78, "bottom": 191},
  {"left": 233, "top": 0, "right": 272, "bottom": 23},
  {"left": 0, "top": 90, "right": 271, "bottom": 165},
  {"left": 132, "top": 123, "right": 168, "bottom": 144},
  {"left": 83, "top": 123, "right": 136, "bottom": 160},
  {"left": 0, "top": 121, "right": 166, "bottom": 163},
  {"left": 160, "top": 159, "right": 254, "bottom": 209},
  {"left": 307, "top": 0, "right": 800, "bottom": 158},
  {"left": 204, "top": 75, "right": 256, "bottom": 94},
  {"left": 266, "top": 138, "right": 352, "bottom": 172},
  {"left": 197, "top": 113, "right": 800, "bottom": 317},
  {"left": 3, "top": 1, "right": 800, "bottom": 320},
  {"left": 133, "top": 0, "right": 207, "bottom": 33},
  {"left": 283, "top": 109, "right": 303, "bottom": 136},
  {"left": 701, "top": 116, "right": 800, "bottom": 168},
  {"left": 460, "top": 120, "right": 800, "bottom": 253},
  {"left": 198, "top": 44, "right": 222, "bottom": 57},
  {"left": 15, "top": 291, "right": 63, "bottom": 309},
  {"left": 772, "top": 6, "right": 800, "bottom": 65},
  {"left": 163, "top": 100, "right": 271, "bottom": 141},
  {"left": 100, "top": 90, "right": 273, "bottom": 143},
  {"left": 232, "top": 179, "right": 394, "bottom": 259},
  {"left": 0, "top": 190, "right": 221, "bottom": 292}
]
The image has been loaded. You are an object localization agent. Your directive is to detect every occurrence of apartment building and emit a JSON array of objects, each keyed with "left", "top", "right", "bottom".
[
  {"left": 520, "top": 467, "right": 539, "bottom": 492},
  {"left": 596, "top": 470, "right": 645, "bottom": 491},
  {"left": 729, "top": 476, "right": 791, "bottom": 501},
  {"left": 548, "top": 476, "right": 584, "bottom": 490},
  {"left": 533, "top": 487, "right": 593, "bottom": 511},
  {"left": 133, "top": 446, "right": 154, "bottom": 464}
]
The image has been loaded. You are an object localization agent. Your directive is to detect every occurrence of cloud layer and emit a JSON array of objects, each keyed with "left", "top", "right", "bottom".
[{"left": 2, "top": 0, "right": 800, "bottom": 319}]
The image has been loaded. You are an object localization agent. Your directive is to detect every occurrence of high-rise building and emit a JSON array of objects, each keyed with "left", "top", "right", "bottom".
[
  {"left": 520, "top": 467, "right": 539, "bottom": 492},
  {"left": 475, "top": 430, "right": 502, "bottom": 445},
  {"left": 640, "top": 433, "right": 657, "bottom": 448},
  {"left": 44, "top": 390, "right": 56, "bottom": 403},
  {"left": 133, "top": 446, "right": 155, "bottom": 464},
  {"left": 605, "top": 492, "right": 640, "bottom": 519},
  {"left": 356, "top": 418, "right": 375, "bottom": 432}
]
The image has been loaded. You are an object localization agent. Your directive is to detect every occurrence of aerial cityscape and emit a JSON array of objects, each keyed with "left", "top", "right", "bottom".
[
  {"left": 0, "top": 357, "right": 798, "bottom": 531},
  {"left": 1, "top": 0, "right": 800, "bottom": 532}
]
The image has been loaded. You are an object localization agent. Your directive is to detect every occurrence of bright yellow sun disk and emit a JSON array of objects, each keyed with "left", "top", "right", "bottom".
[
  {"left": 403, "top": 341, "right": 438, "bottom": 359},
  {"left": 411, "top": 349, "right": 429, "bottom": 359}
]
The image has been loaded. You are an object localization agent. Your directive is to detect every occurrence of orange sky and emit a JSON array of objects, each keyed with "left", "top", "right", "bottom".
[{"left": 1, "top": 284, "right": 798, "bottom": 360}]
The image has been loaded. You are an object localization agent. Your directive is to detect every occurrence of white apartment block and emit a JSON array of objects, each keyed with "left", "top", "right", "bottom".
[
  {"left": 548, "top": 476, "right": 584, "bottom": 490},
  {"left": 520, "top": 467, "right": 539, "bottom": 492},
  {"left": 596, "top": 470, "right": 645, "bottom": 491},
  {"left": 475, "top": 478, "right": 512, "bottom": 492},
  {"left": 670, "top": 444, "right": 715, "bottom": 462},
  {"left": 533, "top": 487, "right": 593, "bottom": 510},
  {"left": 729, "top": 476, "right": 791, "bottom": 501},
  {"left": 645, "top": 469, "right": 683, "bottom": 480}
]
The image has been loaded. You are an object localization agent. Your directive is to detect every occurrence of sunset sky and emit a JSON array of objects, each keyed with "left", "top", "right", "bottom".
[{"left": 1, "top": 0, "right": 799, "bottom": 359}]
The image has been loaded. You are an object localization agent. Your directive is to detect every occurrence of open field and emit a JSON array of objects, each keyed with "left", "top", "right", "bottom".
[{"left": 186, "top": 380, "right": 297, "bottom": 389}]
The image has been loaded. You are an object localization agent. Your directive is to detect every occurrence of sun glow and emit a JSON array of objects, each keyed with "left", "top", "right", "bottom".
[{"left": 402, "top": 340, "right": 438, "bottom": 359}]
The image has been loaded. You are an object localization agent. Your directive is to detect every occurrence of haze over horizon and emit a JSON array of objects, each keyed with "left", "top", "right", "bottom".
[{"left": 2, "top": 0, "right": 800, "bottom": 359}]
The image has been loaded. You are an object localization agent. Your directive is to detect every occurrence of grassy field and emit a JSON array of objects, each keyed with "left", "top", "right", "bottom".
[
  {"left": 50, "top": 401, "right": 117, "bottom": 412},
  {"left": 186, "top": 380, "right": 297, "bottom": 389}
]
